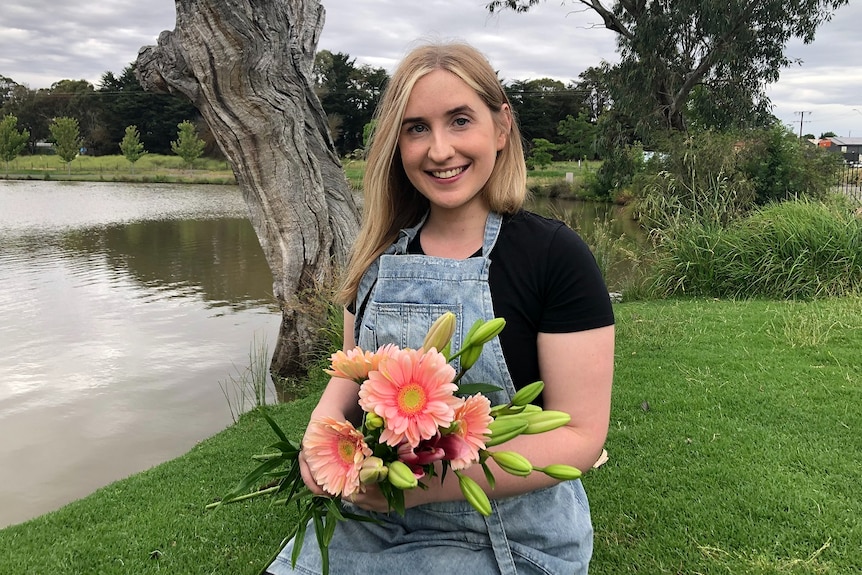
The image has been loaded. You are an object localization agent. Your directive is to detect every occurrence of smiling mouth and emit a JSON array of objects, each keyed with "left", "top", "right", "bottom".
[{"left": 429, "top": 166, "right": 466, "bottom": 179}]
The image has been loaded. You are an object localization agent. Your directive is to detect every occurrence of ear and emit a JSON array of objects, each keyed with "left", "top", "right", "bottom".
[{"left": 496, "top": 103, "right": 512, "bottom": 151}]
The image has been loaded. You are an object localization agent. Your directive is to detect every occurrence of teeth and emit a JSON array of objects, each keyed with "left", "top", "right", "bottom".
[{"left": 431, "top": 167, "right": 464, "bottom": 179}]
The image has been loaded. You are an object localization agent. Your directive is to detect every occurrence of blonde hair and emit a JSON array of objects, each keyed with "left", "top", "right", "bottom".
[{"left": 337, "top": 42, "right": 527, "bottom": 305}]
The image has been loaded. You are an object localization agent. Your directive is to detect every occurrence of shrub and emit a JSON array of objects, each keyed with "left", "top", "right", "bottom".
[{"left": 649, "top": 199, "right": 862, "bottom": 299}]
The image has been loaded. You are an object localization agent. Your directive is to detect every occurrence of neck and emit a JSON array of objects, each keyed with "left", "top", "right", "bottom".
[{"left": 420, "top": 204, "right": 489, "bottom": 259}]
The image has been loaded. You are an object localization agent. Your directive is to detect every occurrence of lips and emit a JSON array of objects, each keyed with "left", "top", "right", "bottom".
[{"left": 429, "top": 166, "right": 466, "bottom": 179}]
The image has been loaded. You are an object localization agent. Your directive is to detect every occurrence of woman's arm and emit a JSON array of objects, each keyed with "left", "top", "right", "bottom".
[
  {"left": 307, "top": 309, "right": 364, "bottom": 425},
  {"left": 299, "top": 309, "right": 364, "bottom": 495}
]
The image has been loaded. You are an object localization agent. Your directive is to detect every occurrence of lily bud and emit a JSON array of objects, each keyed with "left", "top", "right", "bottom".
[
  {"left": 364, "top": 412, "right": 384, "bottom": 431},
  {"left": 386, "top": 460, "right": 418, "bottom": 490},
  {"left": 536, "top": 464, "right": 582, "bottom": 481},
  {"left": 456, "top": 472, "right": 492, "bottom": 516},
  {"left": 359, "top": 457, "right": 388, "bottom": 484},
  {"left": 521, "top": 410, "right": 571, "bottom": 434},
  {"left": 484, "top": 417, "right": 529, "bottom": 447},
  {"left": 467, "top": 318, "right": 506, "bottom": 347},
  {"left": 458, "top": 344, "right": 483, "bottom": 371},
  {"left": 422, "top": 312, "right": 457, "bottom": 353},
  {"left": 510, "top": 381, "right": 544, "bottom": 407},
  {"left": 489, "top": 451, "right": 533, "bottom": 477}
]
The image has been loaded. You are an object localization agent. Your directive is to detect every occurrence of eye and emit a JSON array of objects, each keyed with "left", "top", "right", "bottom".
[
  {"left": 406, "top": 123, "right": 428, "bottom": 134},
  {"left": 453, "top": 117, "right": 470, "bottom": 127}
]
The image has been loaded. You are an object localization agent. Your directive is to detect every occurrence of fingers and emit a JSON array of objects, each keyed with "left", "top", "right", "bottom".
[{"left": 298, "top": 449, "right": 326, "bottom": 496}]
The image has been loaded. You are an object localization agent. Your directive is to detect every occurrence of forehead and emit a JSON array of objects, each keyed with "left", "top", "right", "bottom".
[{"left": 404, "top": 69, "right": 486, "bottom": 116}]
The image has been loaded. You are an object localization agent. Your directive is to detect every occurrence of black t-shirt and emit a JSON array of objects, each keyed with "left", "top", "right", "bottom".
[{"left": 407, "top": 210, "right": 615, "bottom": 393}]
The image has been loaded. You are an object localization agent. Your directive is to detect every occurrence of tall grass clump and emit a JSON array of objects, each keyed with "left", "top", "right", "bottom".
[
  {"left": 219, "top": 334, "right": 276, "bottom": 422},
  {"left": 650, "top": 198, "right": 862, "bottom": 299}
]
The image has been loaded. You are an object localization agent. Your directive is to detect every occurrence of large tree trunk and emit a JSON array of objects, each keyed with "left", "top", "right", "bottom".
[{"left": 135, "top": 0, "right": 361, "bottom": 379}]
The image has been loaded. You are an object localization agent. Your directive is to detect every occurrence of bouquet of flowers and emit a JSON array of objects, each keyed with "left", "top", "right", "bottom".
[{"left": 210, "top": 312, "right": 582, "bottom": 574}]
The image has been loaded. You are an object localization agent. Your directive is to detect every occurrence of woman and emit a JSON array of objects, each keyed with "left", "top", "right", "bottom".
[{"left": 267, "top": 41, "right": 615, "bottom": 575}]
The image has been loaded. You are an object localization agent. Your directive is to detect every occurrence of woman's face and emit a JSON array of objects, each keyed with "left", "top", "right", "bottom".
[{"left": 397, "top": 69, "right": 508, "bottom": 217}]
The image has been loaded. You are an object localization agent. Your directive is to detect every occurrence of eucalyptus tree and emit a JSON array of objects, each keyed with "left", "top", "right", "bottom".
[
  {"left": 136, "top": 0, "right": 361, "bottom": 378},
  {"left": 487, "top": 0, "right": 850, "bottom": 133}
]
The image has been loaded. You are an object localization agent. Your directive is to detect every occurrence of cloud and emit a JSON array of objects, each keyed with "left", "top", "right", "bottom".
[{"left": 2, "top": 0, "right": 860, "bottom": 137}]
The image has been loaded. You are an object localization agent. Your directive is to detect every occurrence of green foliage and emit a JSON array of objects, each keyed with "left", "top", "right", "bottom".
[
  {"left": 49, "top": 116, "right": 81, "bottom": 172},
  {"left": 313, "top": 50, "right": 388, "bottom": 156},
  {"left": 98, "top": 66, "right": 202, "bottom": 156},
  {"left": 633, "top": 132, "right": 755, "bottom": 230},
  {"left": 649, "top": 199, "right": 862, "bottom": 299},
  {"left": 526, "top": 138, "right": 556, "bottom": 170},
  {"left": 632, "top": 126, "right": 841, "bottom": 232},
  {"left": 507, "top": 77, "right": 583, "bottom": 143},
  {"left": 170, "top": 120, "right": 206, "bottom": 168},
  {"left": 587, "top": 142, "right": 645, "bottom": 200},
  {"left": 0, "top": 114, "right": 29, "bottom": 176},
  {"left": 739, "top": 124, "right": 840, "bottom": 203},
  {"left": 119, "top": 125, "right": 146, "bottom": 172},
  {"left": 488, "top": 0, "right": 849, "bottom": 134},
  {"left": 556, "top": 112, "right": 597, "bottom": 160},
  {"left": 361, "top": 119, "right": 377, "bottom": 153}
]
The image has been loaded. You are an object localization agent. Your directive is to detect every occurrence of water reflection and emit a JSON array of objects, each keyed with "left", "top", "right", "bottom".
[
  {"left": 0, "top": 181, "right": 280, "bottom": 528},
  {"left": 63, "top": 219, "right": 278, "bottom": 310}
]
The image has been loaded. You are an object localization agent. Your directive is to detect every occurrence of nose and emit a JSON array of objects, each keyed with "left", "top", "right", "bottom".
[{"left": 427, "top": 131, "right": 454, "bottom": 163}]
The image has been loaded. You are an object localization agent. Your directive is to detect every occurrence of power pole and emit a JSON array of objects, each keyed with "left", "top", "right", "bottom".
[{"left": 794, "top": 111, "right": 812, "bottom": 138}]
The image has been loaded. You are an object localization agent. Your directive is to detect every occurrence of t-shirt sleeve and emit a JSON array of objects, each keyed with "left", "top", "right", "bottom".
[{"left": 539, "top": 224, "right": 615, "bottom": 333}]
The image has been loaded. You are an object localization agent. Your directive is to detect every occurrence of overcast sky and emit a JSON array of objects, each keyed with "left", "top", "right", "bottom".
[{"left": 2, "top": 0, "right": 861, "bottom": 139}]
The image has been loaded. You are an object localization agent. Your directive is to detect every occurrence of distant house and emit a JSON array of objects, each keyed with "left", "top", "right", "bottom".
[{"left": 824, "top": 137, "right": 862, "bottom": 163}]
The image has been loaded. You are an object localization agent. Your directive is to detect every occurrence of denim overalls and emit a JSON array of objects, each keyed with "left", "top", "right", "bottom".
[{"left": 268, "top": 212, "right": 593, "bottom": 575}]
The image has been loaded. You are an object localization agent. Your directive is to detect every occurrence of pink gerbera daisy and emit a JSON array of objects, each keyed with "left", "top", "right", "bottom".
[
  {"left": 303, "top": 417, "right": 372, "bottom": 498},
  {"left": 444, "top": 394, "right": 493, "bottom": 470},
  {"left": 358, "top": 347, "right": 459, "bottom": 448}
]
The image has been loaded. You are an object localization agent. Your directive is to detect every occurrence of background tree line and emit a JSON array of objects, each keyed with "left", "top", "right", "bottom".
[{"left": 1, "top": 50, "right": 625, "bottom": 166}]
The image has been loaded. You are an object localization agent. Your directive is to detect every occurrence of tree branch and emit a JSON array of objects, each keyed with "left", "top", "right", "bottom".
[{"left": 577, "top": 0, "right": 634, "bottom": 40}]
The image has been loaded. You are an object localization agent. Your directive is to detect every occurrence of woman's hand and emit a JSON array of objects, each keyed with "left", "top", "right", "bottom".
[
  {"left": 344, "top": 482, "right": 392, "bottom": 513},
  {"left": 297, "top": 447, "right": 327, "bottom": 496}
]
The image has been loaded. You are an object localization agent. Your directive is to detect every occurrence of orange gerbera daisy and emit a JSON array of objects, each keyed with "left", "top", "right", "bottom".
[
  {"left": 303, "top": 417, "right": 372, "bottom": 498},
  {"left": 324, "top": 344, "right": 398, "bottom": 382},
  {"left": 445, "top": 394, "right": 493, "bottom": 470},
  {"left": 324, "top": 346, "right": 376, "bottom": 382},
  {"left": 359, "top": 347, "right": 459, "bottom": 448}
]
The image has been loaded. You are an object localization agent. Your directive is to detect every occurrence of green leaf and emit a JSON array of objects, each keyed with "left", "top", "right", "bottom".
[
  {"left": 312, "top": 508, "right": 330, "bottom": 575},
  {"left": 481, "top": 461, "right": 497, "bottom": 490},
  {"left": 262, "top": 411, "right": 290, "bottom": 443},
  {"left": 220, "top": 457, "right": 287, "bottom": 504},
  {"left": 455, "top": 382, "right": 502, "bottom": 396}
]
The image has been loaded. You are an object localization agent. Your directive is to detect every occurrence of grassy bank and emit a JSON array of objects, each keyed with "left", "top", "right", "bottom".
[
  {"left": 1, "top": 297, "right": 860, "bottom": 574},
  {"left": 2, "top": 154, "right": 237, "bottom": 185}
]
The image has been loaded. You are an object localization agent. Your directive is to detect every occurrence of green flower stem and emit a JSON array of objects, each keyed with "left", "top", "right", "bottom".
[{"left": 205, "top": 485, "right": 280, "bottom": 509}]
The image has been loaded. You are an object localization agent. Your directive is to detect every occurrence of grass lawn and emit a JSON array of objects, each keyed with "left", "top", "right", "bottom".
[{"left": 1, "top": 297, "right": 860, "bottom": 574}]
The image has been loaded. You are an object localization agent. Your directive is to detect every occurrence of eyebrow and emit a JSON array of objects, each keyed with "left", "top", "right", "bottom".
[{"left": 401, "top": 105, "right": 476, "bottom": 126}]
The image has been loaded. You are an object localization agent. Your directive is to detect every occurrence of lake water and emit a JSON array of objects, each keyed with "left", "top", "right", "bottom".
[{"left": 0, "top": 180, "right": 281, "bottom": 528}]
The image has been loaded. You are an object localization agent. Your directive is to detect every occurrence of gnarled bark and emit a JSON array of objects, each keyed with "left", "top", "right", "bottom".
[{"left": 136, "top": 0, "right": 360, "bottom": 378}]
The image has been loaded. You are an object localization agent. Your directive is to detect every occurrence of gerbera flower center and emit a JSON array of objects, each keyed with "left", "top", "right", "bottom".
[
  {"left": 397, "top": 383, "right": 427, "bottom": 414},
  {"left": 337, "top": 438, "right": 357, "bottom": 462}
]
